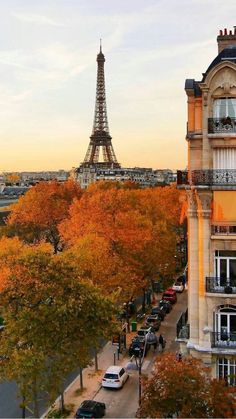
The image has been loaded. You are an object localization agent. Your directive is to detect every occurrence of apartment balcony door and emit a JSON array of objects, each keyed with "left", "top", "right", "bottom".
[
  {"left": 215, "top": 250, "right": 236, "bottom": 287},
  {"left": 216, "top": 307, "right": 236, "bottom": 343}
]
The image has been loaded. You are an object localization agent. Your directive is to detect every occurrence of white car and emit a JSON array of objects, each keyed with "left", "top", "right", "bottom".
[
  {"left": 102, "top": 365, "right": 129, "bottom": 389},
  {"left": 172, "top": 281, "right": 184, "bottom": 293}
]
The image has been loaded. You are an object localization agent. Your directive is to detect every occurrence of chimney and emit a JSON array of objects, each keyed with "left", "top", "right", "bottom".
[{"left": 217, "top": 27, "right": 236, "bottom": 53}]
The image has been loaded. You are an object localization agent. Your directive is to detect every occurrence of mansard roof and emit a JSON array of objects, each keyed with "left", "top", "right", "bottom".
[{"left": 202, "top": 45, "right": 236, "bottom": 81}]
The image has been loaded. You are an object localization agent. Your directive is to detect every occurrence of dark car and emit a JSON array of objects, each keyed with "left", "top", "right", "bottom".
[
  {"left": 129, "top": 335, "right": 150, "bottom": 357},
  {"left": 137, "top": 325, "right": 153, "bottom": 337},
  {"left": 75, "top": 400, "right": 106, "bottom": 418},
  {"left": 159, "top": 299, "right": 172, "bottom": 313},
  {"left": 151, "top": 306, "right": 166, "bottom": 320},
  {"left": 145, "top": 315, "right": 161, "bottom": 331}
]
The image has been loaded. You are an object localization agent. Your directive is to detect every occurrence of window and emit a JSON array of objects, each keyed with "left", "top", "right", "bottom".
[
  {"left": 215, "top": 306, "right": 236, "bottom": 342},
  {"left": 213, "top": 98, "right": 236, "bottom": 118},
  {"left": 218, "top": 358, "right": 236, "bottom": 385},
  {"left": 215, "top": 251, "right": 236, "bottom": 286},
  {"left": 213, "top": 148, "right": 236, "bottom": 169}
]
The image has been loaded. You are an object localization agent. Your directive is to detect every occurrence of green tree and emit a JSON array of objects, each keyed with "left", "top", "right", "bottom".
[{"left": 0, "top": 239, "right": 116, "bottom": 417}]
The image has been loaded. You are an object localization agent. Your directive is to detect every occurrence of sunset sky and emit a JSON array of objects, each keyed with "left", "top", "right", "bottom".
[{"left": 1, "top": 0, "right": 236, "bottom": 172}]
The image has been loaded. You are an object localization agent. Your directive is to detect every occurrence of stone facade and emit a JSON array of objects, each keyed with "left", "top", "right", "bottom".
[{"left": 178, "top": 28, "right": 236, "bottom": 384}]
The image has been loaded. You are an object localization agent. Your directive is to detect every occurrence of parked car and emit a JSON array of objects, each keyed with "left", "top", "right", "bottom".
[
  {"left": 102, "top": 366, "right": 129, "bottom": 389},
  {"left": 176, "top": 274, "right": 186, "bottom": 285},
  {"left": 137, "top": 325, "right": 153, "bottom": 337},
  {"left": 151, "top": 305, "right": 166, "bottom": 320},
  {"left": 172, "top": 281, "right": 184, "bottom": 293},
  {"left": 75, "top": 400, "right": 106, "bottom": 418},
  {"left": 129, "top": 335, "right": 150, "bottom": 357},
  {"left": 162, "top": 288, "right": 177, "bottom": 304},
  {"left": 145, "top": 315, "right": 161, "bottom": 331},
  {"left": 159, "top": 299, "right": 172, "bottom": 313}
]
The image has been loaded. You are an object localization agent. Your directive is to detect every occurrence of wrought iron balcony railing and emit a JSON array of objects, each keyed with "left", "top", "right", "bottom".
[
  {"left": 208, "top": 117, "right": 236, "bottom": 134},
  {"left": 177, "top": 170, "right": 236, "bottom": 186},
  {"left": 176, "top": 309, "right": 189, "bottom": 340},
  {"left": 206, "top": 277, "right": 236, "bottom": 294},
  {"left": 212, "top": 225, "right": 236, "bottom": 235},
  {"left": 212, "top": 331, "right": 236, "bottom": 348}
]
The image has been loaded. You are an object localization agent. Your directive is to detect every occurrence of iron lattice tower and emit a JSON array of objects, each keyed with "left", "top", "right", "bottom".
[{"left": 81, "top": 43, "right": 120, "bottom": 168}]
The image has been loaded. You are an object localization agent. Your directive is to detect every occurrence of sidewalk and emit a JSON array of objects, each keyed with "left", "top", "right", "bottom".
[
  {"left": 47, "top": 340, "right": 133, "bottom": 418},
  {"left": 45, "top": 291, "right": 186, "bottom": 418}
]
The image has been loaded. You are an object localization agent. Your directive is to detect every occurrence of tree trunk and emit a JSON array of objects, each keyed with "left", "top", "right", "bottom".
[
  {"left": 79, "top": 366, "right": 83, "bottom": 389},
  {"left": 32, "top": 378, "right": 40, "bottom": 418},
  {"left": 142, "top": 287, "right": 146, "bottom": 312},
  {"left": 94, "top": 348, "right": 98, "bottom": 371},
  {"left": 60, "top": 392, "right": 65, "bottom": 414}
]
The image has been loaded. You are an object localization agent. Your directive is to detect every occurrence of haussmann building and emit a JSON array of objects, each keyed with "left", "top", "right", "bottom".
[{"left": 177, "top": 28, "right": 236, "bottom": 383}]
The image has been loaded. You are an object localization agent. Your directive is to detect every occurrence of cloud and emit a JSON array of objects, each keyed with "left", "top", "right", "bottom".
[{"left": 12, "top": 12, "right": 66, "bottom": 27}]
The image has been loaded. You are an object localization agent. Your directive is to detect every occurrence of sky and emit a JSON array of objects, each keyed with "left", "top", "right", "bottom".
[{"left": 1, "top": 0, "right": 236, "bottom": 172}]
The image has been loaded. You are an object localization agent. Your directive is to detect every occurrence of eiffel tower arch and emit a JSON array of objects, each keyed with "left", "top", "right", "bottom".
[{"left": 80, "top": 43, "right": 120, "bottom": 169}]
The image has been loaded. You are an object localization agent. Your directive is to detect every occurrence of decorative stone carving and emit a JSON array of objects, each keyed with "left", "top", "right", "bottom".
[
  {"left": 195, "top": 191, "right": 212, "bottom": 219},
  {"left": 186, "top": 189, "right": 197, "bottom": 217}
]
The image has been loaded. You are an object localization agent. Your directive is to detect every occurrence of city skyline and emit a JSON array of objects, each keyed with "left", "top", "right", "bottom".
[{"left": 1, "top": 0, "right": 236, "bottom": 171}]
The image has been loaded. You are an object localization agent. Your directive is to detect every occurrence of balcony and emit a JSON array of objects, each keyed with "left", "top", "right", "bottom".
[
  {"left": 176, "top": 309, "right": 189, "bottom": 340},
  {"left": 177, "top": 170, "right": 236, "bottom": 187},
  {"left": 208, "top": 117, "right": 236, "bottom": 134},
  {"left": 211, "top": 331, "right": 236, "bottom": 348},
  {"left": 212, "top": 225, "right": 236, "bottom": 235},
  {"left": 206, "top": 277, "right": 236, "bottom": 294}
]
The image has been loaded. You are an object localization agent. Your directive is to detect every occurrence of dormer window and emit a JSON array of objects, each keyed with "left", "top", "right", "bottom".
[{"left": 213, "top": 97, "right": 236, "bottom": 118}]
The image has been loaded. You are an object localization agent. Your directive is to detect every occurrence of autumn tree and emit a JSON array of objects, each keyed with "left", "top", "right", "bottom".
[
  {"left": 59, "top": 184, "right": 184, "bottom": 300},
  {"left": 138, "top": 353, "right": 236, "bottom": 418},
  {"left": 59, "top": 187, "right": 153, "bottom": 299},
  {"left": 7, "top": 180, "right": 83, "bottom": 252},
  {"left": 0, "top": 238, "right": 116, "bottom": 417}
]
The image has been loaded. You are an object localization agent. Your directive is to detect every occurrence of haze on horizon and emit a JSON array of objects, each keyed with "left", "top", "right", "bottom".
[{"left": 0, "top": 0, "right": 236, "bottom": 172}]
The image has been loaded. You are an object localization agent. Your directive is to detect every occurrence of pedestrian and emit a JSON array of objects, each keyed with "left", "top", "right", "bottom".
[
  {"left": 176, "top": 351, "right": 182, "bottom": 362},
  {"left": 159, "top": 334, "right": 165, "bottom": 351}
]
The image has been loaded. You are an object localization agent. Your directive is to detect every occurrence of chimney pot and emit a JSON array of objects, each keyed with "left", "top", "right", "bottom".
[{"left": 217, "top": 27, "right": 236, "bottom": 53}]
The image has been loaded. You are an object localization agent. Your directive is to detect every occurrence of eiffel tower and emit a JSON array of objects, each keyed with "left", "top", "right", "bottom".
[{"left": 81, "top": 42, "right": 120, "bottom": 168}]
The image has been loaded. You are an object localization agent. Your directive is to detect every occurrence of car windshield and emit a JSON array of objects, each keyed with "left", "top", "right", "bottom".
[
  {"left": 77, "top": 412, "right": 93, "bottom": 418},
  {"left": 104, "top": 373, "right": 119, "bottom": 379},
  {"left": 163, "top": 293, "right": 171, "bottom": 297},
  {"left": 146, "top": 318, "right": 155, "bottom": 323}
]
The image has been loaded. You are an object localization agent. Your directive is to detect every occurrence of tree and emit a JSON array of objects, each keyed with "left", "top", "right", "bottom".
[
  {"left": 7, "top": 180, "right": 83, "bottom": 253},
  {"left": 59, "top": 185, "right": 185, "bottom": 300},
  {"left": 138, "top": 353, "right": 236, "bottom": 418},
  {"left": 0, "top": 238, "right": 116, "bottom": 417},
  {"left": 59, "top": 187, "right": 153, "bottom": 299}
]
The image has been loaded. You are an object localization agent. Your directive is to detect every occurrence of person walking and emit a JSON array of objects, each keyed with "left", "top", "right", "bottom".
[{"left": 159, "top": 334, "right": 165, "bottom": 351}]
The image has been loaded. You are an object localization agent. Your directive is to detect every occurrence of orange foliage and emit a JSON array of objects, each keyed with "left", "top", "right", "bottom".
[
  {"left": 60, "top": 185, "right": 184, "bottom": 297},
  {"left": 138, "top": 353, "right": 236, "bottom": 418},
  {"left": 0, "top": 237, "right": 51, "bottom": 291},
  {"left": 7, "top": 180, "right": 82, "bottom": 252}
]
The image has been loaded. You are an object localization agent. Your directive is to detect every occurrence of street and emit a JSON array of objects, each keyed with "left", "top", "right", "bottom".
[
  {"left": 92, "top": 290, "right": 188, "bottom": 418},
  {"left": 0, "top": 290, "right": 187, "bottom": 418}
]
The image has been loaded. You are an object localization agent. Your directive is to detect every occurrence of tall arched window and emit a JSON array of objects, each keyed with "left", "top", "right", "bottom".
[{"left": 213, "top": 98, "right": 236, "bottom": 118}]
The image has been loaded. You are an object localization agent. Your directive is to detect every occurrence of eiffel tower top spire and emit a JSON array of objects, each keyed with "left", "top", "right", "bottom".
[{"left": 81, "top": 43, "right": 120, "bottom": 168}]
